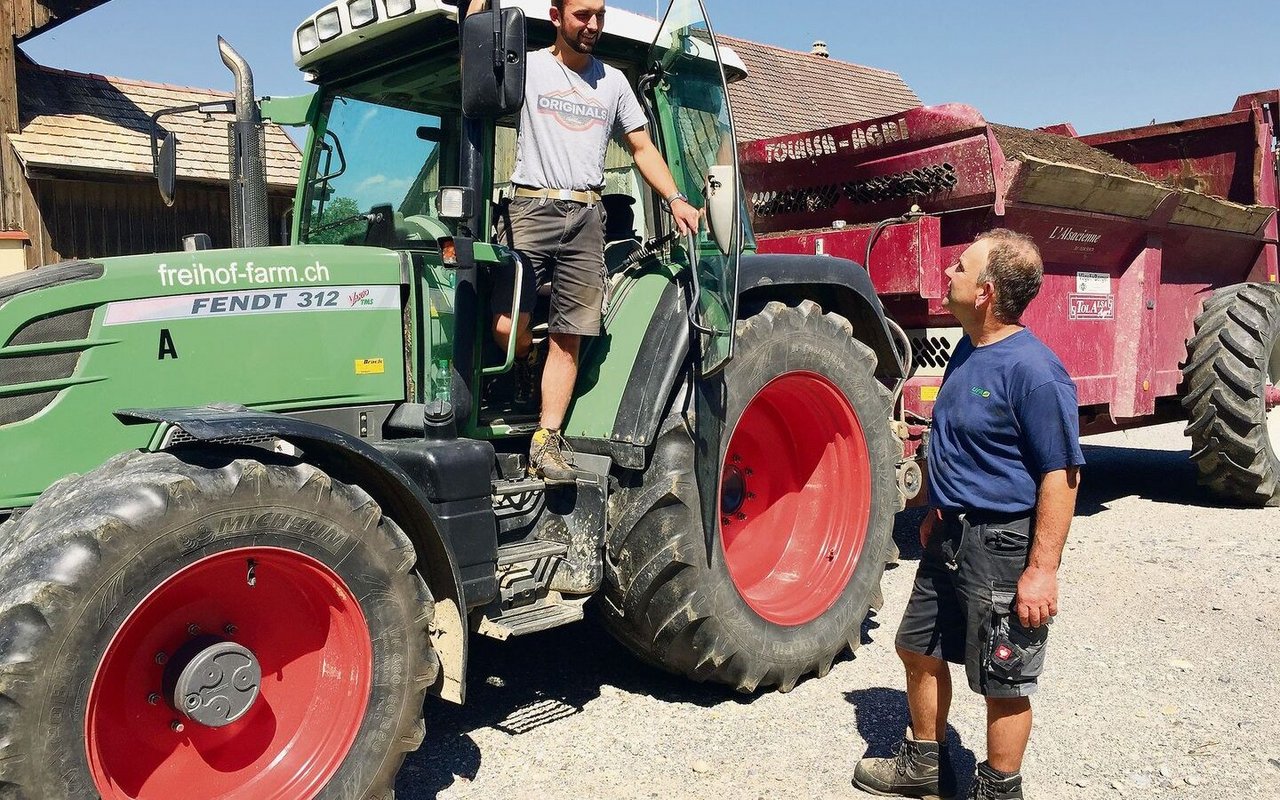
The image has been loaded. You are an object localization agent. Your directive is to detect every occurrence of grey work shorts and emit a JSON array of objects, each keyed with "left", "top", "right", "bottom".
[
  {"left": 492, "top": 195, "right": 607, "bottom": 336},
  {"left": 895, "top": 510, "right": 1051, "bottom": 698}
]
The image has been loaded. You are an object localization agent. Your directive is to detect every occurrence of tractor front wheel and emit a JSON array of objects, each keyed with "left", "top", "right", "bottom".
[
  {"left": 1182, "top": 282, "right": 1280, "bottom": 506},
  {"left": 603, "top": 300, "right": 898, "bottom": 692},
  {"left": 0, "top": 448, "right": 435, "bottom": 799}
]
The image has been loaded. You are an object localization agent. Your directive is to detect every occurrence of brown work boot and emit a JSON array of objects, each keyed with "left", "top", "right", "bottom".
[
  {"left": 966, "top": 762, "right": 1022, "bottom": 800},
  {"left": 852, "top": 730, "right": 956, "bottom": 799},
  {"left": 529, "top": 428, "right": 577, "bottom": 485}
]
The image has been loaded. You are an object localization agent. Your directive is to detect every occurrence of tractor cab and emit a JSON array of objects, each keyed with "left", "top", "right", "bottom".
[{"left": 287, "top": 0, "right": 750, "bottom": 450}]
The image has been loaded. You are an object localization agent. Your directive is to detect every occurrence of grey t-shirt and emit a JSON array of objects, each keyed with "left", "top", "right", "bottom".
[{"left": 510, "top": 48, "right": 648, "bottom": 191}]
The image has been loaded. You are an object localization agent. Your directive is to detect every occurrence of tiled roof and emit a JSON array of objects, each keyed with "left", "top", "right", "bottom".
[
  {"left": 720, "top": 34, "right": 921, "bottom": 142},
  {"left": 10, "top": 61, "right": 302, "bottom": 189}
]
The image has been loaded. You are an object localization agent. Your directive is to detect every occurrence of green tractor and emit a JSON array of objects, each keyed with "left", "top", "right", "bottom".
[{"left": 0, "top": 0, "right": 910, "bottom": 796}]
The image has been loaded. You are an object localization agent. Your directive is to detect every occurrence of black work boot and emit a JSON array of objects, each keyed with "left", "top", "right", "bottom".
[
  {"left": 852, "top": 731, "right": 956, "bottom": 799},
  {"left": 529, "top": 427, "right": 577, "bottom": 485},
  {"left": 513, "top": 348, "right": 541, "bottom": 409},
  {"left": 967, "top": 762, "right": 1022, "bottom": 800}
]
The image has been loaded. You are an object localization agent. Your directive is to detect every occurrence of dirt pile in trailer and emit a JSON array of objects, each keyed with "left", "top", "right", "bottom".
[{"left": 991, "top": 123, "right": 1171, "bottom": 186}]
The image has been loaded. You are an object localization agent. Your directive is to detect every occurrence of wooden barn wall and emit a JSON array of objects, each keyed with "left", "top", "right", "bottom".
[{"left": 26, "top": 177, "right": 294, "bottom": 267}]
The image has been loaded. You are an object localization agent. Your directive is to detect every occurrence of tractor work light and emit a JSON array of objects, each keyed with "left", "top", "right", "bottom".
[
  {"left": 297, "top": 22, "right": 320, "bottom": 54},
  {"left": 436, "top": 187, "right": 474, "bottom": 221},
  {"left": 348, "top": 0, "right": 377, "bottom": 27},
  {"left": 316, "top": 9, "right": 343, "bottom": 42},
  {"left": 385, "top": 0, "right": 416, "bottom": 18}
]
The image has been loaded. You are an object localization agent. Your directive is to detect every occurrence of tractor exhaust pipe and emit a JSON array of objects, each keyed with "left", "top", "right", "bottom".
[{"left": 218, "top": 36, "right": 270, "bottom": 249}]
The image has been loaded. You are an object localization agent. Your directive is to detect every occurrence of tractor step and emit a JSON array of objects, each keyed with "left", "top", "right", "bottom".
[
  {"left": 476, "top": 598, "right": 584, "bottom": 640},
  {"left": 496, "top": 538, "right": 567, "bottom": 566}
]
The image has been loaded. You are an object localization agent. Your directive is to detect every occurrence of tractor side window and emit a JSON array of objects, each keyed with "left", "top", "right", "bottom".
[{"left": 301, "top": 96, "right": 450, "bottom": 246}]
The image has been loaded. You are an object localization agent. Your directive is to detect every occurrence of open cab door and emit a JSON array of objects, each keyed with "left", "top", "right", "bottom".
[{"left": 648, "top": 0, "right": 743, "bottom": 375}]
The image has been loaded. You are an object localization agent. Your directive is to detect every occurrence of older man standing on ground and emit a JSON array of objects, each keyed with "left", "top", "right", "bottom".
[{"left": 853, "top": 229, "right": 1084, "bottom": 800}]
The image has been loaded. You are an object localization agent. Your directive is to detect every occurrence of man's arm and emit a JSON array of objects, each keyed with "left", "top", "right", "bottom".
[
  {"left": 466, "top": 0, "right": 487, "bottom": 15},
  {"left": 1016, "top": 466, "right": 1080, "bottom": 628},
  {"left": 622, "top": 129, "right": 701, "bottom": 236}
]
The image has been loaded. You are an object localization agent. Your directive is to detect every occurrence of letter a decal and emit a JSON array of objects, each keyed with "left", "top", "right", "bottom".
[{"left": 158, "top": 328, "right": 179, "bottom": 360}]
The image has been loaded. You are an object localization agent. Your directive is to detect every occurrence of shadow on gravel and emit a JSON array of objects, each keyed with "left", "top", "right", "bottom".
[
  {"left": 844, "top": 687, "right": 977, "bottom": 796},
  {"left": 396, "top": 616, "right": 751, "bottom": 799},
  {"left": 1075, "top": 442, "right": 1221, "bottom": 514}
]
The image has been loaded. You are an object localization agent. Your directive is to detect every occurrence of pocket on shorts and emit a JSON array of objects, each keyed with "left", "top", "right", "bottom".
[
  {"left": 982, "top": 519, "right": 1031, "bottom": 556},
  {"left": 985, "top": 583, "right": 1049, "bottom": 688}
]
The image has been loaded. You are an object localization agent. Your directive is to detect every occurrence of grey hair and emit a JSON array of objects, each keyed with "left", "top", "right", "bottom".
[{"left": 976, "top": 228, "right": 1043, "bottom": 323}]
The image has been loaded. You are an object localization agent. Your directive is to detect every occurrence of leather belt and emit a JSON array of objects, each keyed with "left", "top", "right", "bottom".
[{"left": 514, "top": 187, "right": 602, "bottom": 204}]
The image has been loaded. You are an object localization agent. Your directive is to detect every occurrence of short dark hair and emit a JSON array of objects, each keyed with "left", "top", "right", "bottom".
[
  {"left": 552, "top": 0, "right": 566, "bottom": 10},
  {"left": 976, "top": 228, "right": 1043, "bottom": 323}
]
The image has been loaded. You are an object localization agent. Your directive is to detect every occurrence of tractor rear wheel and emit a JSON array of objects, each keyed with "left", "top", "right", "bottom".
[
  {"left": 1183, "top": 282, "right": 1280, "bottom": 506},
  {"left": 0, "top": 448, "right": 435, "bottom": 800},
  {"left": 602, "top": 300, "right": 898, "bottom": 692}
]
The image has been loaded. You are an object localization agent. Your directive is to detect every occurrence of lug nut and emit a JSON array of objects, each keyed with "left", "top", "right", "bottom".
[
  {"left": 170, "top": 720, "right": 185, "bottom": 733},
  {"left": 184, "top": 694, "right": 202, "bottom": 711},
  {"left": 154, "top": 652, "right": 167, "bottom": 665},
  {"left": 721, "top": 516, "right": 732, "bottom": 527},
  {"left": 147, "top": 693, "right": 161, "bottom": 706},
  {"left": 187, "top": 624, "right": 201, "bottom": 636},
  {"left": 224, "top": 624, "right": 238, "bottom": 636}
]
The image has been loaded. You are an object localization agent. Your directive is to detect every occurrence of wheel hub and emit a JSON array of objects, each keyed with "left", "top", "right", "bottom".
[
  {"left": 721, "top": 464, "right": 748, "bottom": 516},
  {"left": 166, "top": 637, "right": 261, "bottom": 728}
]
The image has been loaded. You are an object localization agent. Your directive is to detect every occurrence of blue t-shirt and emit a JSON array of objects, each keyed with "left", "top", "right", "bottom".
[{"left": 928, "top": 329, "right": 1085, "bottom": 513}]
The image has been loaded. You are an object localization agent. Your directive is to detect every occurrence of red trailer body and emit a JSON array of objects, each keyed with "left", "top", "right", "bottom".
[{"left": 742, "top": 95, "right": 1280, "bottom": 480}]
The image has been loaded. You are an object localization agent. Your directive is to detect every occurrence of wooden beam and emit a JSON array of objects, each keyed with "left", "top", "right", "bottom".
[
  {"left": 13, "top": 1, "right": 111, "bottom": 42},
  {"left": 1, "top": 1, "right": 17, "bottom": 133}
]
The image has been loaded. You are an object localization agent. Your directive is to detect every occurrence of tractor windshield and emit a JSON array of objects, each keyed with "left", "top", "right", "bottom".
[{"left": 299, "top": 93, "right": 459, "bottom": 247}]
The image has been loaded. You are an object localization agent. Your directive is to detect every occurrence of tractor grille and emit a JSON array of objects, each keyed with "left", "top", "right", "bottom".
[
  {"left": 7, "top": 307, "right": 95, "bottom": 346},
  {"left": 1, "top": 307, "right": 97, "bottom": 427}
]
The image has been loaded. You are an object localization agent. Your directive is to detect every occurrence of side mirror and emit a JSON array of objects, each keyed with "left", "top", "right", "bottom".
[
  {"left": 704, "top": 165, "right": 738, "bottom": 257},
  {"left": 157, "top": 132, "right": 178, "bottom": 208},
  {"left": 461, "top": 6, "right": 527, "bottom": 118}
]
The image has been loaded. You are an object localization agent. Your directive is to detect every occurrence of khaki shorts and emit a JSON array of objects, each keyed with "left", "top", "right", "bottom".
[{"left": 493, "top": 195, "right": 607, "bottom": 336}]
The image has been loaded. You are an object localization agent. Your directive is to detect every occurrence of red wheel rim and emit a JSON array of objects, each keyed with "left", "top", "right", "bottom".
[
  {"left": 720, "top": 371, "right": 872, "bottom": 626},
  {"left": 85, "top": 546, "right": 373, "bottom": 800}
]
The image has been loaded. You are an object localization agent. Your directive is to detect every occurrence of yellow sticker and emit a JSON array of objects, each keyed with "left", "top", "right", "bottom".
[
  {"left": 355, "top": 358, "right": 385, "bottom": 375},
  {"left": 920, "top": 385, "right": 940, "bottom": 402}
]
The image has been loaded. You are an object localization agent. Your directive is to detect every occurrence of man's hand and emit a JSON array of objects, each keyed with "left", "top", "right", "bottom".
[
  {"left": 1015, "top": 564, "right": 1058, "bottom": 628},
  {"left": 918, "top": 507, "right": 939, "bottom": 549},
  {"left": 670, "top": 198, "right": 701, "bottom": 237}
]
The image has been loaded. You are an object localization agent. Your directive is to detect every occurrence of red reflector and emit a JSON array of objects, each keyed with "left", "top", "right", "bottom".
[{"left": 440, "top": 238, "right": 456, "bottom": 265}]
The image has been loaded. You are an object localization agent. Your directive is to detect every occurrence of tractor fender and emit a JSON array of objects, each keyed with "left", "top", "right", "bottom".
[
  {"left": 738, "top": 253, "right": 904, "bottom": 380},
  {"left": 115, "top": 405, "right": 474, "bottom": 705}
]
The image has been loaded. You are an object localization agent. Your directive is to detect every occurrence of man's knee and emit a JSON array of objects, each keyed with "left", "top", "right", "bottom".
[
  {"left": 897, "top": 646, "right": 947, "bottom": 675},
  {"left": 986, "top": 695, "right": 1031, "bottom": 715}
]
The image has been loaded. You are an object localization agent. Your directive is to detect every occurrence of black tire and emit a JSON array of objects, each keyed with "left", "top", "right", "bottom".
[
  {"left": 0, "top": 448, "right": 435, "bottom": 800},
  {"left": 602, "top": 300, "right": 898, "bottom": 692},
  {"left": 1182, "top": 282, "right": 1280, "bottom": 506}
]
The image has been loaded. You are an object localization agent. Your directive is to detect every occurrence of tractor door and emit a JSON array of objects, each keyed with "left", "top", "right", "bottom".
[{"left": 648, "top": 0, "right": 742, "bottom": 374}]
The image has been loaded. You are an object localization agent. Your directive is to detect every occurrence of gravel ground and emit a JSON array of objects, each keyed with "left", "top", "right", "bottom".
[{"left": 396, "top": 422, "right": 1280, "bottom": 799}]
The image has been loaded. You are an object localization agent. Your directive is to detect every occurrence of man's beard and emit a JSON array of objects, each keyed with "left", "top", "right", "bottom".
[{"left": 566, "top": 31, "right": 597, "bottom": 53}]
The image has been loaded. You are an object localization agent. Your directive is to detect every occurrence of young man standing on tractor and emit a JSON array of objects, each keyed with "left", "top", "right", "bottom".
[
  {"left": 468, "top": 0, "right": 701, "bottom": 484},
  {"left": 852, "top": 230, "right": 1084, "bottom": 800}
]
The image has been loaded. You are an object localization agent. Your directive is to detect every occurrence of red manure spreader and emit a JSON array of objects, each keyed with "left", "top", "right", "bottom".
[{"left": 742, "top": 93, "right": 1280, "bottom": 506}]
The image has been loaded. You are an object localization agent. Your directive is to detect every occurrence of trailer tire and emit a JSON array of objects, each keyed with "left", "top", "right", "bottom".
[
  {"left": 0, "top": 448, "right": 435, "bottom": 800},
  {"left": 601, "top": 300, "right": 898, "bottom": 692},
  {"left": 1182, "top": 282, "right": 1280, "bottom": 506}
]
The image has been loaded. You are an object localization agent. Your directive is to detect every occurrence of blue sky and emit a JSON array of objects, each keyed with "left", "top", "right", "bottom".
[{"left": 23, "top": 0, "right": 1280, "bottom": 135}]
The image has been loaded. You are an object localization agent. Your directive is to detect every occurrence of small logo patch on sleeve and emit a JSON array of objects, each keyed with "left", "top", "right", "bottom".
[{"left": 355, "top": 358, "right": 385, "bottom": 375}]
